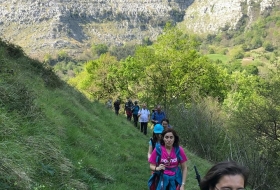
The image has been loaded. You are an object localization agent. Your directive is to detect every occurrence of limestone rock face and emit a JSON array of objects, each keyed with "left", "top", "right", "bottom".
[
  {"left": 182, "top": 0, "right": 280, "bottom": 33},
  {"left": 0, "top": 0, "right": 279, "bottom": 59},
  {"left": 0, "top": 0, "right": 192, "bottom": 58}
]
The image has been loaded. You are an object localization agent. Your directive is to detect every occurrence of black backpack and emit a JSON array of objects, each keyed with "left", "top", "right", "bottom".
[{"left": 150, "top": 137, "right": 156, "bottom": 151}]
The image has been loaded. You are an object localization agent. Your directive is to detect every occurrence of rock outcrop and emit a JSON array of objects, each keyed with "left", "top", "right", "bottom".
[{"left": 182, "top": 0, "right": 280, "bottom": 33}]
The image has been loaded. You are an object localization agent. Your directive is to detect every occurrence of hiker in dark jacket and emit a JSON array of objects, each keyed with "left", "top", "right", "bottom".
[
  {"left": 113, "top": 99, "right": 120, "bottom": 115},
  {"left": 148, "top": 124, "right": 164, "bottom": 160},
  {"left": 124, "top": 98, "right": 133, "bottom": 121}
]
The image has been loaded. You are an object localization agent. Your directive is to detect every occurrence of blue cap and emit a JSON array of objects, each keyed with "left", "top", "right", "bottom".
[{"left": 153, "top": 124, "right": 164, "bottom": 134}]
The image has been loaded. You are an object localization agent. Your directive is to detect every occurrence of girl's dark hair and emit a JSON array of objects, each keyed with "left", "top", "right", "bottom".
[
  {"left": 199, "top": 161, "right": 249, "bottom": 190},
  {"left": 152, "top": 132, "right": 161, "bottom": 144},
  {"left": 160, "top": 128, "right": 179, "bottom": 147},
  {"left": 161, "top": 118, "right": 169, "bottom": 124}
]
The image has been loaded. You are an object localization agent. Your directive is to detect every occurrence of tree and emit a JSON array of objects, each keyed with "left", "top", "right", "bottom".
[
  {"left": 264, "top": 41, "right": 274, "bottom": 52},
  {"left": 244, "top": 64, "right": 259, "bottom": 75},
  {"left": 68, "top": 53, "right": 119, "bottom": 100},
  {"left": 57, "top": 50, "right": 69, "bottom": 61},
  {"left": 229, "top": 47, "right": 244, "bottom": 60},
  {"left": 133, "top": 25, "right": 229, "bottom": 107},
  {"left": 227, "top": 71, "right": 280, "bottom": 189},
  {"left": 142, "top": 37, "right": 153, "bottom": 46},
  {"left": 91, "top": 44, "right": 108, "bottom": 56}
]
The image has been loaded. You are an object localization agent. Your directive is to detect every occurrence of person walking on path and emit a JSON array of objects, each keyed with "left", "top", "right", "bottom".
[
  {"left": 132, "top": 101, "right": 140, "bottom": 128},
  {"left": 151, "top": 105, "right": 166, "bottom": 125},
  {"left": 124, "top": 98, "right": 133, "bottom": 121},
  {"left": 113, "top": 99, "right": 121, "bottom": 115},
  {"left": 199, "top": 160, "right": 249, "bottom": 190},
  {"left": 149, "top": 128, "right": 188, "bottom": 190},
  {"left": 161, "top": 118, "right": 172, "bottom": 130},
  {"left": 106, "top": 99, "right": 112, "bottom": 109},
  {"left": 138, "top": 103, "right": 150, "bottom": 135},
  {"left": 148, "top": 124, "right": 164, "bottom": 160}
]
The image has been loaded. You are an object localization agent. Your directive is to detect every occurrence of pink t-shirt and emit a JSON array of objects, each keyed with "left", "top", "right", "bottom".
[{"left": 149, "top": 145, "right": 188, "bottom": 176}]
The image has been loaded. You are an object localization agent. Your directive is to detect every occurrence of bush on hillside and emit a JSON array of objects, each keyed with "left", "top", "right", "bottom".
[
  {"left": 244, "top": 65, "right": 259, "bottom": 75},
  {"left": 228, "top": 73, "right": 280, "bottom": 189},
  {"left": 91, "top": 44, "right": 108, "bottom": 56},
  {"left": 0, "top": 78, "right": 40, "bottom": 120},
  {"left": 109, "top": 45, "right": 136, "bottom": 60},
  {"left": 263, "top": 41, "right": 274, "bottom": 52},
  {"left": 29, "top": 59, "right": 63, "bottom": 88},
  {"left": 229, "top": 47, "right": 244, "bottom": 60},
  {"left": 0, "top": 39, "right": 25, "bottom": 58},
  {"left": 168, "top": 93, "right": 280, "bottom": 189},
  {"left": 208, "top": 48, "right": 215, "bottom": 54},
  {"left": 168, "top": 97, "right": 229, "bottom": 161}
]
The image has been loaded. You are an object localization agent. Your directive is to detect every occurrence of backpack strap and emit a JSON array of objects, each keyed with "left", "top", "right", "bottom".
[
  {"left": 175, "top": 146, "right": 182, "bottom": 164},
  {"left": 154, "top": 146, "right": 182, "bottom": 169},
  {"left": 155, "top": 144, "right": 162, "bottom": 166},
  {"left": 150, "top": 137, "right": 155, "bottom": 151},
  {"left": 156, "top": 146, "right": 181, "bottom": 165}
]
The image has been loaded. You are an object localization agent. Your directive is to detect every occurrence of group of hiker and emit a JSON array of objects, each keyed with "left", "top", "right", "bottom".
[
  {"left": 107, "top": 98, "right": 249, "bottom": 190},
  {"left": 147, "top": 125, "right": 249, "bottom": 190},
  {"left": 108, "top": 98, "right": 169, "bottom": 135}
]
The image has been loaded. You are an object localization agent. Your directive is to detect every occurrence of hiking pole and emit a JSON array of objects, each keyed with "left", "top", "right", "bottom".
[
  {"left": 194, "top": 165, "right": 201, "bottom": 187},
  {"left": 157, "top": 170, "right": 164, "bottom": 190}
]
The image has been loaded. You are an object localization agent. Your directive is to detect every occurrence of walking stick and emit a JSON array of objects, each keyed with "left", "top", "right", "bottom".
[{"left": 194, "top": 165, "right": 201, "bottom": 187}]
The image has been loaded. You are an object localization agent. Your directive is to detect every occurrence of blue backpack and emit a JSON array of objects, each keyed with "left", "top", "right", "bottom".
[
  {"left": 148, "top": 145, "right": 183, "bottom": 190},
  {"left": 132, "top": 105, "right": 140, "bottom": 115}
]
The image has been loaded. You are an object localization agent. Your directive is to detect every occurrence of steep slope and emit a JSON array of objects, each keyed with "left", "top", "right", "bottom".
[{"left": 0, "top": 40, "right": 211, "bottom": 189}]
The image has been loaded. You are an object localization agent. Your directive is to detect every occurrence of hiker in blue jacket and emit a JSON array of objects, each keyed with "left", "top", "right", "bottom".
[
  {"left": 151, "top": 105, "right": 166, "bottom": 125},
  {"left": 132, "top": 101, "right": 140, "bottom": 128}
]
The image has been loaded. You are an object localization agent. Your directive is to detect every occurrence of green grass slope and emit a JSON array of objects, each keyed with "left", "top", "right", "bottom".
[{"left": 0, "top": 40, "right": 211, "bottom": 189}]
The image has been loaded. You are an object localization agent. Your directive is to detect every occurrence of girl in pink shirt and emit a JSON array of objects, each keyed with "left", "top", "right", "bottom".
[{"left": 149, "top": 128, "right": 188, "bottom": 190}]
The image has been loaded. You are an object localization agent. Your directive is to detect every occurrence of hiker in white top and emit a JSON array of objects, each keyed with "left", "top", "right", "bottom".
[{"left": 138, "top": 103, "right": 150, "bottom": 135}]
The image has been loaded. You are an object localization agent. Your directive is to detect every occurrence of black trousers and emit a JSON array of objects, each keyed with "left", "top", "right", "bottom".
[
  {"left": 133, "top": 114, "right": 138, "bottom": 127},
  {"left": 127, "top": 114, "right": 132, "bottom": 121},
  {"left": 140, "top": 122, "right": 148, "bottom": 135}
]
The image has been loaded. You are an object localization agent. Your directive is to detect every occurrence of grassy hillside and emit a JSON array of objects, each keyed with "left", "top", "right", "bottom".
[{"left": 0, "top": 40, "right": 211, "bottom": 189}]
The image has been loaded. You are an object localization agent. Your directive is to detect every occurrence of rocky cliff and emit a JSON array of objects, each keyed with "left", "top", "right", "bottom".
[
  {"left": 0, "top": 0, "right": 192, "bottom": 59},
  {"left": 0, "top": 0, "right": 279, "bottom": 59},
  {"left": 181, "top": 0, "right": 280, "bottom": 33}
]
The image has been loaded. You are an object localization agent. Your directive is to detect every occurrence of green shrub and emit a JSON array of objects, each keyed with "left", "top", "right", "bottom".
[
  {"left": 264, "top": 41, "right": 274, "bottom": 52},
  {"left": 91, "top": 44, "right": 108, "bottom": 56},
  {"left": 244, "top": 64, "right": 259, "bottom": 75},
  {"left": 0, "top": 39, "right": 25, "bottom": 58},
  {"left": 208, "top": 48, "right": 215, "bottom": 54}
]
